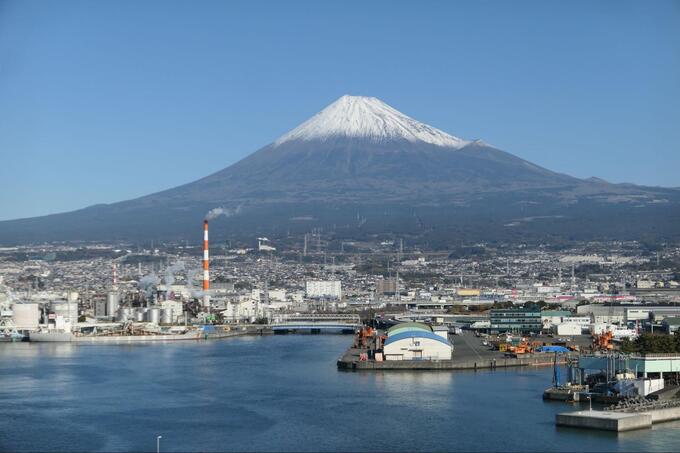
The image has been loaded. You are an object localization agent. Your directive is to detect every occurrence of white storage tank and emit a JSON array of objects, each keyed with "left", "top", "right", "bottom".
[
  {"left": 106, "top": 292, "right": 119, "bottom": 317},
  {"left": 135, "top": 309, "right": 145, "bottom": 322},
  {"left": 147, "top": 308, "right": 161, "bottom": 324},
  {"left": 160, "top": 308, "right": 173, "bottom": 325},
  {"left": 11, "top": 303, "right": 40, "bottom": 329}
]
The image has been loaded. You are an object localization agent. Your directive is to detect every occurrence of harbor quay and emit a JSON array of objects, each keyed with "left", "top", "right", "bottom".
[
  {"left": 338, "top": 349, "right": 567, "bottom": 371},
  {"left": 337, "top": 327, "right": 571, "bottom": 371}
]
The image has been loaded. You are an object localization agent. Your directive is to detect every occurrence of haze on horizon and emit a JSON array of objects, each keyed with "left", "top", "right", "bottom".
[{"left": 0, "top": 0, "right": 678, "bottom": 221}]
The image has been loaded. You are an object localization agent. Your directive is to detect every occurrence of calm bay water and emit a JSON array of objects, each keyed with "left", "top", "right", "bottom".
[{"left": 1, "top": 335, "right": 679, "bottom": 452}]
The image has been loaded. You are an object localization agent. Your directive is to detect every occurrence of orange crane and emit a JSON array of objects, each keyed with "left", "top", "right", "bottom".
[
  {"left": 354, "top": 326, "right": 375, "bottom": 348},
  {"left": 593, "top": 330, "right": 614, "bottom": 351}
]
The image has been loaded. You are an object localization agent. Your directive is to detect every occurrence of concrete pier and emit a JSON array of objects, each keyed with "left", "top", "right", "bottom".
[
  {"left": 338, "top": 330, "right": 572, "bottom": 371},
  {"left": 556, "top": 411, "right": 652, "bottom": 432},
  {"left": 337, "top": 346, "right": 566, "bottom": 371},
  {"left": 556, "top": 406, "right": 680, "bottom": 432}
]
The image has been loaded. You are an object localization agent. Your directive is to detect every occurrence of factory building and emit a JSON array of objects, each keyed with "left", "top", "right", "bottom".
[
  {"left": 578, "top": 305, "right": 680, "bottom": 324},
  {"left": 376, "top": 278, "right": 397, "bottom": 295},
  {"left": 489, "top": 308, "right": 542, "bottom": 334},
  {"left": 11, "top": 303, "right": 40, "bottom": 330},
  {"left": 576, "top": 305, "right": 625, "bottom": 324},
  {"left": 305, "top": 280, "right": 341, "bottom": 299},
  {"left": 383, "top": 322, "right": 453, "bottom": 361},
  {"left": 553, "top": 323, "right": 583, "bottom": 336},
  {"left": 541, "top": 310, "right": 571, "bottom": 329}
]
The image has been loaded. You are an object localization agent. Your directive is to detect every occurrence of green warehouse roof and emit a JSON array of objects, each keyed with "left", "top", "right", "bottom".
[{"left": 387, "top": 322, "right": 433, "bottom": 336}]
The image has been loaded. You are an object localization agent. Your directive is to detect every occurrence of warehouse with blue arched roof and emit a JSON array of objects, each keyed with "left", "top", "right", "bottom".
[{"left": 383, "top": 322, "right": 453, "bottom": 360}]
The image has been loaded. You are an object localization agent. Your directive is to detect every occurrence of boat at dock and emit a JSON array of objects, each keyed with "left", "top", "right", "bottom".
[{"left": 543, "top": 384, "right": 589, "bottom": 401}]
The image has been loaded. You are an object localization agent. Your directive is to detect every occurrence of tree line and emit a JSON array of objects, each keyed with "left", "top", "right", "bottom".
[{"left": 620, "top": 332, "right": 680, "bottom": 354}]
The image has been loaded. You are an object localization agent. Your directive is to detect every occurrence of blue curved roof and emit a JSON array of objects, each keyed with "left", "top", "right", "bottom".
[{"left": 384, "top": 330, "right": 452, "bottom": 347}]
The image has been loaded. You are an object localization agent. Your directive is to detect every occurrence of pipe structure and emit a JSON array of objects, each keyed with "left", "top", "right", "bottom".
[{"left": 203, "top": 220, "right": 209, "bottom": 291}]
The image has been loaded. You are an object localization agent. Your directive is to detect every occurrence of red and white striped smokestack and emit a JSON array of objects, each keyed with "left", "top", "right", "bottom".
[{"left": 203, "top": 220, "right": 210, "bottom": 291}]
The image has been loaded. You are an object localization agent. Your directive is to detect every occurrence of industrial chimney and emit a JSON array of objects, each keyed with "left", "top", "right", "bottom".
[{"left": 203, "top": 220, "right": 210, "bottom": 291}]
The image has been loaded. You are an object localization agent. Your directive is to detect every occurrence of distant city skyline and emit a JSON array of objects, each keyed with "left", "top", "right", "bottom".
[{"left": 0, "top": 0, "right": 678, "bottom": 220}]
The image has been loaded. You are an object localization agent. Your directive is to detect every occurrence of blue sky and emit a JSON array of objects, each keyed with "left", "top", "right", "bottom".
[{"left": 0, "top": 0, "right": 678, "bottom": 220}]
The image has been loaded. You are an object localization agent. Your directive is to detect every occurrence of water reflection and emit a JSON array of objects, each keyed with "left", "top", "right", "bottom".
[
  {"left": 1, "top": 336, "right": 680, "bottom": 452},
  {"left": 369, "top": 371, "right": 455, "bottom": 410}
]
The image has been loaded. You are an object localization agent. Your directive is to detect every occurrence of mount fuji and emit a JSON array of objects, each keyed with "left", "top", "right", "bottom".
[{"left": 1, "top": 95, "right": 679, "bottom": 244}]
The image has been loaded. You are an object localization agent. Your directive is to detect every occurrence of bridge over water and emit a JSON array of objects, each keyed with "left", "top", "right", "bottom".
[{"left": 270, "top": 314, "right": 362, "bottom": 333}]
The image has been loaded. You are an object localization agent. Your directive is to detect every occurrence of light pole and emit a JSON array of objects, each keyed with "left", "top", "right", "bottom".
[{"left": 156, "top": 435, "right": 162, "bottom": 453}]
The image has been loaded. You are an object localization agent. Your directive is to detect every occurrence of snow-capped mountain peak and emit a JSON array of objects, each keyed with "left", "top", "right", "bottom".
[{"left": 274, "top": 95, "right": 470, "bottom": 148}]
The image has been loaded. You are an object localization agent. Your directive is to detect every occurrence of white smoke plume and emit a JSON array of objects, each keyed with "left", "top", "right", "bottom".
[
  {"left": 138, "top": 273, "right": 159, "bottom": 298},
  {"left": 204, "top": 205, "right": 242, "bottom": 221},
  {"left": 185, "top": 267, "right": 205, "bottom": 298},
  {"left": 164, "top": 261, "right": 185, "bottom": 287}
]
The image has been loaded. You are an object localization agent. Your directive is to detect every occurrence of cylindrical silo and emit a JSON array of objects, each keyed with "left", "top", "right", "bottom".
[
  {"left": 160, "top": 308, "right": 173, "bottom": 325},
  {"left": 135, "top": 309, "right": 145, "bottom": 322},
  {"left": 147, "top": 307, "right": 161, "bottom": 324},
  {"left": 106, "top": 292, "right": 119, "bottom": 317}
]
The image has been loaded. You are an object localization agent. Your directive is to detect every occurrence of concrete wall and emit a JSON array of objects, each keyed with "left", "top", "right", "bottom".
[
  {"left": 556, "top": 412, "right": 652, "bottom": 432},
  {"left": 649, "top": 407, "right": 680, "bottom": 423}
]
